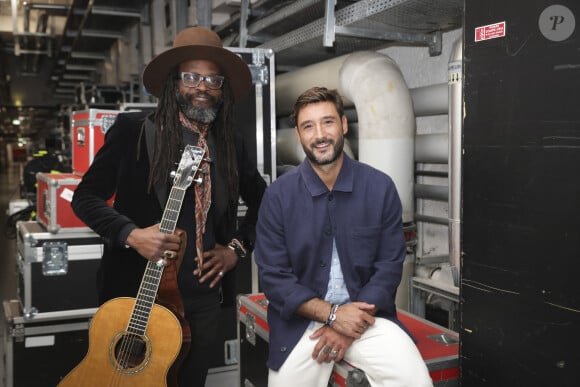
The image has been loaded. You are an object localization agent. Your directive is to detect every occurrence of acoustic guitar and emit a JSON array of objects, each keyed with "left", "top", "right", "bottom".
[{"left": 58, "top": 145, "right": 205, "bottom": 387}]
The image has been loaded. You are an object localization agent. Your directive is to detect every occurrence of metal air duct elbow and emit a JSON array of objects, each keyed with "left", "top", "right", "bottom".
[{"left": 339, "top": 51, "right": 416, "bottom": 223}]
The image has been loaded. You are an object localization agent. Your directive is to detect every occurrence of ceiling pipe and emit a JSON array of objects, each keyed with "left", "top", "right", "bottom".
[
  {"left": 31, "top": 12, "right": 49, "bottom": 73},
  {"left": 276, "top": 55, "right": 448, "bottom": 119},
  {"left": 339, "top": 51, "right": 416, "bottom": 223},
  {"left": 415, "top": 133, "right": 448, "bottom": 163},
  {"left": 11, "top": 0, "right": 20, "bottom": 56},
  {"left": 411, "top": 83, "right": 448, "bottom": 116}
]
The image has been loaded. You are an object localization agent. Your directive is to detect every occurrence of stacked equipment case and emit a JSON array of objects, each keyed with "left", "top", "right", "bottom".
[
  {"left": 3, "top": 300, "right": 95, "bottom": 387},
  {"left": 237, "top": 293, "right": 459, "bottom": 387},
  {"left": 15, "top": 221, "right": 102, "bottom": 315},
  {"left": 70, "top": 109, "right": 120, "bottom": 176}
]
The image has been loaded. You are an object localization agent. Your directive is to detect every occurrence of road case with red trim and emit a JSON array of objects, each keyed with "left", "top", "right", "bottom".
[
  {"left": 71, "top": 109, "right": 119, "bottom": 176},
  {"left": 36, "top": 172, "right": 88, "bottom": 233},
  {"left": 237, "top": 293, "right": 459, "bottom": 387}
]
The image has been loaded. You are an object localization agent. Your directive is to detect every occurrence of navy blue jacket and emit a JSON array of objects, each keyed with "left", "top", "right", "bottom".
[{"left": 254, "top": 154, "right": 406, "bottom": 370}]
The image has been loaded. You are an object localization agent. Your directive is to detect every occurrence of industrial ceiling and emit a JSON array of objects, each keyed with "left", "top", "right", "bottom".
[{"left": 0, "top": 0, "right": 462, "bottom": 143}]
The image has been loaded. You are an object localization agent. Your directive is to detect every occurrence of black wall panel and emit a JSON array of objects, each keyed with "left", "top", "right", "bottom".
[{"left": 462, "top": 1, "right": 580, "bottom": 386}]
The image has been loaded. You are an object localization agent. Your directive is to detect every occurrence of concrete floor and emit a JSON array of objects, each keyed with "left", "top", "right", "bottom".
[{"left": 0, "top": 162, "right": 238, "bottom": 386}]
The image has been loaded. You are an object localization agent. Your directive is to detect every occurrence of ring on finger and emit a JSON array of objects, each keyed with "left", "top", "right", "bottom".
[
  {"left": 163, "top": 250, "right": 174, "bottom": 259},
  {"left": 330, "top": 350, "right": 339, "bottom": 358},
  {"left": 322, "top": 345, "right": 331, "bottom": 354},
  {"left": 218, "top": 271, "right": 224, "bottom": 277}
]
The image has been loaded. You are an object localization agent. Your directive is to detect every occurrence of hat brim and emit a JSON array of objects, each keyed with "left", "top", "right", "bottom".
[{"left": 142, "top": 45, "right": 252, "bottom": 102}]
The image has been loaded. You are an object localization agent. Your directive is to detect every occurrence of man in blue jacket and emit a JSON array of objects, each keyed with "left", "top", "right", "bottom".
[{"left": 254, "top": 87, "right": 432, "bottom": 386}]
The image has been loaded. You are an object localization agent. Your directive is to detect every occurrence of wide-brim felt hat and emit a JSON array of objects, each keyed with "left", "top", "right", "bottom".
[{"left": 142, "top": 27, "right": 252, "bottom": 101}]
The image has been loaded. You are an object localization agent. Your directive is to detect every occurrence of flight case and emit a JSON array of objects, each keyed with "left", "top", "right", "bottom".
[
  {"left": 237, "top": 293, "right": 459, "bottom": 387},
  {"left": 35, "top": 172, "right": 89, "bottom": 233},
  {"left": 2, "top": 299, "right": 95, "bottom": 387},
  {"left": 71, "top": 108, "right": 120, "bottom": 176},
  {"left": 16, "top": 221, "right": 103, "bottom": 316}
]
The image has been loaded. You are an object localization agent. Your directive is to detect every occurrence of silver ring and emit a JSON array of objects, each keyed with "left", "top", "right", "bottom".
[
  {"left": 322, "top": 346, "right": 331, "bottom": 354},
  {"left": 163, "top": 250, "right": 174, "bottom": 259},
  {"left": 218, "top": 271, "right": 224, "bottom": 277},
  {"left": 330, "top": 350, "right": 338, "bottom": 357}
]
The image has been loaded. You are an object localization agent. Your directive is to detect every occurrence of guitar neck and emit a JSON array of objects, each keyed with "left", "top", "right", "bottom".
[
  {"left": 126, "top": 145, "right": 204, "bottom": 337},
  {"left": 128, "top": 186, "right": 187, "bottom": 336},
  {"left": 160, "top": 186, "right": 187, "bottom": 235}
]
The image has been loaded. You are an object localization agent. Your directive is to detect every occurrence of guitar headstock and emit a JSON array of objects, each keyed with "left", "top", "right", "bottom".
[{"left": 173, "top": 145, "right": 205, "bottom": 190}]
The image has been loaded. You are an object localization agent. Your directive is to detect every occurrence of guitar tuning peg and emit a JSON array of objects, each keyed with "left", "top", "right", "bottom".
[
  {"left": 170, "top": 170, "right": 176, "bottom": 178},
  {"left": 203, "top": 157, "right": 212, "bottom": 163},
  {"left": 194, "top": 177, "right": 203, "bottom": 185}
]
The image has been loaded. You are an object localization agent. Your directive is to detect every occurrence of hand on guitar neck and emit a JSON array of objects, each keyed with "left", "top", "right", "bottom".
[{"left": 125, "top": 224, "right": 183, "bottom": 266}]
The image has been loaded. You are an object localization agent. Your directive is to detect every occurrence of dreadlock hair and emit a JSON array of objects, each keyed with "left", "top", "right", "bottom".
[{"left": 149, "top": 68, "right": 239, "bottom": 205}]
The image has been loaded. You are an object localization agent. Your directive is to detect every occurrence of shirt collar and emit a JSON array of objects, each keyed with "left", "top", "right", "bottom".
[{"left": 298, "top": 153, "right": 354, "bottom": 196}]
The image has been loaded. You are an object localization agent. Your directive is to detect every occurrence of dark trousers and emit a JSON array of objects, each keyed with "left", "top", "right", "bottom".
[{"left": 178, "top": 291, "right": 222, "bottom": 387}]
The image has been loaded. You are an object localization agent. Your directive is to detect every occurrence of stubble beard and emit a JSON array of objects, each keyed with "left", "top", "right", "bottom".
[{"left": 303, "top": 135, "right": 344, "bottom": 166}]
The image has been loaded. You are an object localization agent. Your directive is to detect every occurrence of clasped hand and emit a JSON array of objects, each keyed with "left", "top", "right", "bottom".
[{"left": 310, "top": 302, "right": 376, "bottom": 363}]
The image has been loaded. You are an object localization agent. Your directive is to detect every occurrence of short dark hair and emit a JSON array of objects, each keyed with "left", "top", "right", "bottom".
[{"left": 290, "top": 87, "right": 345, "bottom": 126}]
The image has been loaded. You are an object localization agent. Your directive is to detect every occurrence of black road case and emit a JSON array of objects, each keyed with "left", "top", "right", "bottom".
[
  {"left": 2, "top": 300, "right": 95, "bottom": 387},
  {"left": 16, "top": 221, "right": 103, "bottom": 315}
]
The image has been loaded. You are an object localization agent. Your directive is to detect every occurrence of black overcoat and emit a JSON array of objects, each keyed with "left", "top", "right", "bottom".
[{"left": 71, "top": 111, "right": 266, "bottom": 303}]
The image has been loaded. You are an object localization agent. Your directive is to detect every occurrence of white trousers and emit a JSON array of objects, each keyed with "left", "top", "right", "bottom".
[{"left": 268, "top": 318, "right": 433, "bottom": 387}]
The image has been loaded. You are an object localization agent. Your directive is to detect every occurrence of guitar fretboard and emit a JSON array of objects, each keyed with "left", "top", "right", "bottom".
[{"left": 125, "top": 144, "right": 204, "bottom": 337}]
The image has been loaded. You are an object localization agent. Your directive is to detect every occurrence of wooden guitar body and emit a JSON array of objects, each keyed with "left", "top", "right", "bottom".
[{"left": 58, "top": 297, "right": 182, "bottom": 387}]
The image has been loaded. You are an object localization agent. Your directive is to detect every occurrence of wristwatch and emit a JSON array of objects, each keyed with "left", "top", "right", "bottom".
[{"left": 228, "top": 238, "right": 247, "bottom": 259}]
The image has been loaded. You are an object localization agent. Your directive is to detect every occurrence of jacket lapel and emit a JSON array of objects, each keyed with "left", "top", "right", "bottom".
[{"left": 144, "top": 117, "right": 168, "bottom": 206}]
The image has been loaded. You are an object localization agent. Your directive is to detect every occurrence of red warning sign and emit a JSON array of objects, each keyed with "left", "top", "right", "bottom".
[{"left": 475, "top": 21, "right": 506, "bottom": 42}]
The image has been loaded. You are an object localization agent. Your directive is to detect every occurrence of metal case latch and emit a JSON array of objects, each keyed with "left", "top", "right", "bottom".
[
  {"left": 101, "top": 115, "right": 117, "bottom": 133},
  {"left": 42, "top": 241, "right": 68, "bottom": 276},
  {"left": 245, "top": 313, "right": 256, "bottom": 346},
  {"left": 77, "top": 126, "right": 85, "bottom": 146},
  {"left": 346, "top": 368, "right": 370, "bottom": 387}
]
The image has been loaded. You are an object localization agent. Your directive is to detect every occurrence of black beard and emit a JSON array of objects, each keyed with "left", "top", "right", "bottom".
[
  {"left": 176, "top": 90, "right": 222, "bottom": 124},
  {"left": 302, "top": 135, "right": 344, "bottom": 166}
]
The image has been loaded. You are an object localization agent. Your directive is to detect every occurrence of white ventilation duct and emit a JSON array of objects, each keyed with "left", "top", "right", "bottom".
[
  {"left": 276, "top": 55, "right": 350, "bottom": 115},
  {"left": 339, "top": 51, "right": 416, "bottom": 223},
  {"left": 275, "top": 51, "right": 447, "bottom": 223}
]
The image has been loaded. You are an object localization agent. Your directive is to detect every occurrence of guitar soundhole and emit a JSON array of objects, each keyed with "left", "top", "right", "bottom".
[{"left": 111, "top": 332, "right": 151, "bottom": 373}]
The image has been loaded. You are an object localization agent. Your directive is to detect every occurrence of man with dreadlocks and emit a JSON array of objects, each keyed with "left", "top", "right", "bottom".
[{"left": 71, "top": 27, "right": 266, "bottom": 386}]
